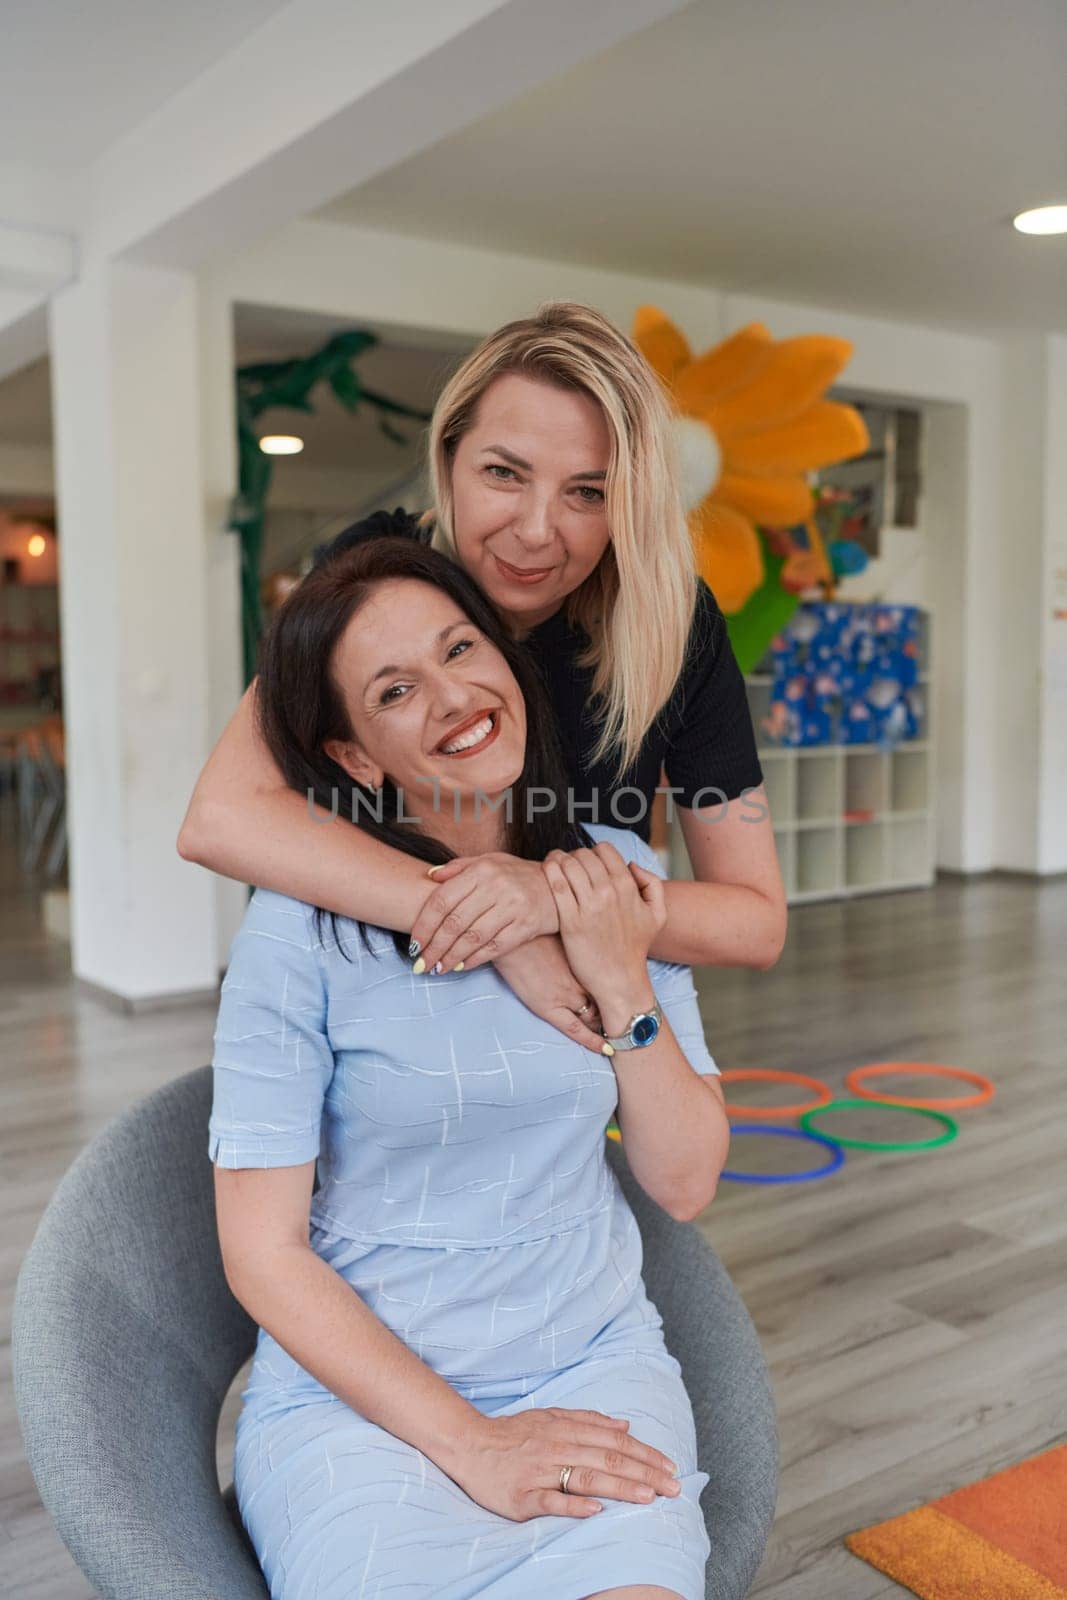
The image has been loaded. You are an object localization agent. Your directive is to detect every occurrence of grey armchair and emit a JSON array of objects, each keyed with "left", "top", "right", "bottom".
[{"left": 13, "top": 1066, "right": 778, "bottom": 1599}]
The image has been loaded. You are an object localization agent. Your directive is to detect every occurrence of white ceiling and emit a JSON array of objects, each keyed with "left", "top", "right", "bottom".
[
  {"left": 0, "top": 0, "right": 290, "bottom": 168},
  {"left": 316, "top": 0, "right": 1067, "bottom": 339}
]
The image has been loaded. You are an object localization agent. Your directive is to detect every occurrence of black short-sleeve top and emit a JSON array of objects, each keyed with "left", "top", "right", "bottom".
[{"left": 314, "top": 508, "right": 764, "bottom": 844}]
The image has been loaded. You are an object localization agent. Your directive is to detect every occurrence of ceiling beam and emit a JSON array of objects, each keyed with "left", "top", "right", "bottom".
[
  {"left": 0, "top": 224, "right": 77, "bottom": 297},
  {"left": 87, "top": 0, "right": 692, "bottom": 271}
]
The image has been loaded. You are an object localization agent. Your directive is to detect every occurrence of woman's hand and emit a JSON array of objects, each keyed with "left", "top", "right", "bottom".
[
  {"left": 494, "top": 936, "right": 606, "bottom": 1054},
  {"left": 542, "top": 843, "right": 667, "bottom": 1004},
  {"left": 439, "top": 1407, "right": 682, "bottom": 1522},
  {"left": 409, "top": 854, "right": 559, "bottom": 975}
]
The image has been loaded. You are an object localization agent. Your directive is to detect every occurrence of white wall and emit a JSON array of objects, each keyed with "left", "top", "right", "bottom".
[{"left": 208, "top": 218, "right": 1051, "bottom": 877}]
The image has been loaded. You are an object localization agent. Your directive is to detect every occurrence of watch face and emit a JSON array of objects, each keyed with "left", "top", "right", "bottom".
[{"left": 632, "top": 1013, "right": 659, "bottom": 1047}]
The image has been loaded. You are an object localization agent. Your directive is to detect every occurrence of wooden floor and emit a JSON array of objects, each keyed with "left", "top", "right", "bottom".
[{"left": 3, "top": 801, "right": 1065, "bottom": 1599}]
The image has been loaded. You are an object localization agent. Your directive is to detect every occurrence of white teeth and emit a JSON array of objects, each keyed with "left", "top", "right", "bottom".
[{"left": 439, "top": 713, "right": 495, "bottom": 755}]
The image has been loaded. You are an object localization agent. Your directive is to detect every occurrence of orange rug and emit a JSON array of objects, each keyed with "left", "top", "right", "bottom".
[{"left": 844, "top": 1441, "right": 1067, "bottom": 1598}]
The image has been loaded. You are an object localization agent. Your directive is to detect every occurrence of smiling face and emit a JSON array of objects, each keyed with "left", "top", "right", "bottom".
[
  {"left": 448, "top": 371, "right": 613, "bottom": 630},
  {"left": 323, "top": 577, "right": 527, "bottom": 843}
]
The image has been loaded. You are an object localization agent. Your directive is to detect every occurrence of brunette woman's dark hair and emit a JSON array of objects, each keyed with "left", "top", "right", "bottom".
[{"left": 255, "top": 534, "right": 594, "bottom": 961}]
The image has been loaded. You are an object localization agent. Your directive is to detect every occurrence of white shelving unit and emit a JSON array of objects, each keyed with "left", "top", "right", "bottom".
[
  {"left": 757, "top": 736, "right": 936, "bottom": 903},
  {"left": 752, "top": 610, "right": 935, "bottom": 903},
  {"left": 669, "top": 610, "right": 937, "bottom": 904}
]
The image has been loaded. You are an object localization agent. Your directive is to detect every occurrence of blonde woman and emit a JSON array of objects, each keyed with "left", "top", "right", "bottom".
[{"left": 180, "top": 301, "right": 786, "bottom": 1050}]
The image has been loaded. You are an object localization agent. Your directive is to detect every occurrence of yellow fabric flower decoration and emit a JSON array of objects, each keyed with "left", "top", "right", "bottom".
[{"left": 632, "top": 307, "right": 870, "bottom": 612}]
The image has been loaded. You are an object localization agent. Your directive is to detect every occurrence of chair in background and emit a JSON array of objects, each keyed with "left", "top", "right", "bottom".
[{"left": 14, "top": 715, "right": 66, "bottom": 878}]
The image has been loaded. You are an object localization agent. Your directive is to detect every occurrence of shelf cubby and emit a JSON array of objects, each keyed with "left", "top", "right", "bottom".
[
  {"left": 890, "top": 747, "right": 928, "bottom": 814},
  {"left": 796, "top": 752, "right": 841, "bottom": 825},
  {"left": 887, "top": 816, "right": 931, "bottom": 884},
  {"left": 844, "top": 750, "right": 887, "bottom": 818},
  {"left": 761, "top": 753, "right": 795, "bottom": 825},
  {"left": 845, "top": 821, "right": 886, "bottom": 888},
  {"left": 796, "top": 826, "right": 840, "bottom": 897}
]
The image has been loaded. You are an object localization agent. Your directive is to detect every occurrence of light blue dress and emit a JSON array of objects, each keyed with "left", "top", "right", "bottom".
[{"left": 209, "top": 821, "right": 720, "bottom": 1600}]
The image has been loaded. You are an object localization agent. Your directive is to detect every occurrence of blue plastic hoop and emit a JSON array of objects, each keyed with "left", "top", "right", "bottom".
[{"left": 719, "top": 1122, "right": 847, "bottom": 1184}]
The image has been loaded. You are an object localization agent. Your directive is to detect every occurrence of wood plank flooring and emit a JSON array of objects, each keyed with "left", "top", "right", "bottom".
[{"left": 2, "top": 804, "right": 1064, "bottom": 1598}]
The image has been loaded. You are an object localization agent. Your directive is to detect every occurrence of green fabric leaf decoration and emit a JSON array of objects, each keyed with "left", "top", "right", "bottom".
[
  {"left": 229, "top": 329, "right": 433, "bottom": 684},
  {"left": 359, "top": 384, "right": 434, "bottom": 420},
  {"left": 723, "top": 538, "right": 799, "bottom": 675},
  {"left": 378, "top": 415, "right": 411, "bottom": 445},
  {"left": 328, "top": 365, "right": 364, "bottom": 410}
]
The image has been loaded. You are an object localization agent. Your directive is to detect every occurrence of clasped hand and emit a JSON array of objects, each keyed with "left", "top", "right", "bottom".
[{"left": 408, "top": 843, "right": 666, "bottom": 1052}]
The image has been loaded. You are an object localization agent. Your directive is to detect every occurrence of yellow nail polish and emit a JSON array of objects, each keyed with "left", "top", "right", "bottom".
[
  {"left": 602, "top": 1042, "right": 615, "bottom": 1057},
  {"left": 412, "top": 957, "right": 426, "bottom": 975},
  {"left": 455, "top": 962, "right": 465, "bottom": 972}
]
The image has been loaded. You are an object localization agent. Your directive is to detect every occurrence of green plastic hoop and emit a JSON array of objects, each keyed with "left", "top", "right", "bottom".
[{"left": 799, "top": 1097, "right": 958, "bottom": 1151}]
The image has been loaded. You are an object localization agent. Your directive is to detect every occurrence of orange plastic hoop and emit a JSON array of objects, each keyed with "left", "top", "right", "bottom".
[
  {"left": 719, "top": 1068, "right": 834, "bottom": 1120},
  {"left": 845, "top": 1062, "right": 995, "bottom": 1111}
]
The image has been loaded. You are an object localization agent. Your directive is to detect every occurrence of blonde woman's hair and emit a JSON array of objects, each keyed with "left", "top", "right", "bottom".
[{"left": 419, "top": 300, "right": 698, "bottom": 785}]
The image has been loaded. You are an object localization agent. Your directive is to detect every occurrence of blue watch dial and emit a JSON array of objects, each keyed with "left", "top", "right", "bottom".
[{"left": 631, "top": 1013, "right": 659, "bottom": 1046}]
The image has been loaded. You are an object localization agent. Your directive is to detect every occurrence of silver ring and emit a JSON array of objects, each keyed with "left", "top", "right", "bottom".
[
  {"left": 559, "top": 1464, "right": 574, "bottom": 1494},
  {"left": 575, "top": 1001, "right": 591, "bottom": 1016}
]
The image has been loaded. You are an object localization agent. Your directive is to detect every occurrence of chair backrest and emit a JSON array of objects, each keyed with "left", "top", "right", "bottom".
[
  {"left": 608, "top": 1134, "right": 780, "bottom": 1599},
  {"left": 14, "top": 1065, "right": 777, "bottom": 1600},
  {"left": 13, "top": 1067, "right": 269, "bottom": 1599}
]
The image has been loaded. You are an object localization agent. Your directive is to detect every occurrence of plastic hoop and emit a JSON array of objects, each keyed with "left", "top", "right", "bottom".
[
  {"left": 800, "top": 1098, "right": 958, "bottom": 1151},
  {"left": 845, "top": 1062, "right": 995, "bottom": 1111},
  {"left": 719, "top": 1068, "right": 834, "bottom": 1120},
  {"left": 719, "top": 1123, "right": 846, "bottom": 1185}
]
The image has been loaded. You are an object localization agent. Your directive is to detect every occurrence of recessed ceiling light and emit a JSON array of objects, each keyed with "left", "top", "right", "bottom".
[
  {"left": 1012, "top": 205, "right": 1067, "bottom": 236},
  {"left": 259, "top": 435, "right": 305, "bottom": 455}
]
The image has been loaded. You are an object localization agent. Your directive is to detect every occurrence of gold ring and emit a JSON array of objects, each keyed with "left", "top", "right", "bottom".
[
  {"left": 559, "top": 1464, "right": 574, "bottom": 1494},
  {"left": 576, "top": 1002, "right": 590, "bottom": 1016}
]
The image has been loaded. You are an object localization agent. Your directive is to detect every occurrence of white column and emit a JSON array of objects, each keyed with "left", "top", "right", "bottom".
[
  {"left": 994, "top": 333, "right": 1067, "bottom": 875},
  {"left": 994, "top": 337, "right": 1045, "bottom": 872},
  {"left": 1038, "top": 335, "right": 1067, "bottom": 873},
  {"left": 49, "top": 261, "right": 219, "bottom": 1003},
  {"left": 197, "top": 278, "right": 247, "bottom": 967}
]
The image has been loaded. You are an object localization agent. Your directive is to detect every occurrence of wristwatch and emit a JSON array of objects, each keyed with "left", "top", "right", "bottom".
[{"left": 603, "top": 999, "right": 663, "bottom": 1052}]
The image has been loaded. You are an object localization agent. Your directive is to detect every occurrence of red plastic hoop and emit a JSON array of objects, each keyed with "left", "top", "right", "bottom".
[
  {"left": 845, "top": 1062, "right": 995, "bottom": 1111},
  {"left": 719, "top": 1068, "right": 834, "bottom": 1120}
]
